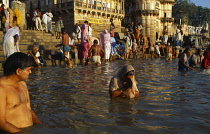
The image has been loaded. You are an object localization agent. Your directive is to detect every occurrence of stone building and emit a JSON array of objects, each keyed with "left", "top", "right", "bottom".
[
  {"left": 124, "top": 0, "right": 174, "bottom": 42},
  {"left": 20, "top": 0, "right": 125, "bottom": 37},
  {"left": 19, "top": 0, "right": 54, "bottom": 13}
]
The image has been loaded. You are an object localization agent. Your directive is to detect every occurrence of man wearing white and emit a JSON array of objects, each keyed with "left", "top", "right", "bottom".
[
  {"left": 3, "top": 26, "right": 20, "bottom": 58},
  {"left": 46, "top": 9, "right": 53, "bottom": 33},
  {"left": 35, "top": 8, "right": 43, "bottom": 31},
  {"left": 176, "top": 26, "right": 182, "bottom": 47},
  {"left": 42, "top": 12, "right": 48, "bottom": 32}
]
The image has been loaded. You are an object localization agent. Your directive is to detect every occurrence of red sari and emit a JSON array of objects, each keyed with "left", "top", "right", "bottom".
[{"left": 201, "top": 52, "right": 210, "bottom": 69}]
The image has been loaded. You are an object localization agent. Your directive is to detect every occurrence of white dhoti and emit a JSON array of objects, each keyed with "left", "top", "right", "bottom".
[
  {"left": 3, "top": 36, "right": 20, "bottom": 58},
  {"left": 104, "top": 43, "right": 111, "bottom": 60}
]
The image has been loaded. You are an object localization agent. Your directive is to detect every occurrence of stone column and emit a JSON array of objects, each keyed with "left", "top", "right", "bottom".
[{"left": 11, "top": 1, "right": 26, "bottom": 29}]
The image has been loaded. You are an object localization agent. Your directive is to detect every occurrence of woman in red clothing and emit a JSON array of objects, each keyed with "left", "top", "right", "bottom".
[{"left": 201, "top": 52, "right": 210, "bottom": 69}]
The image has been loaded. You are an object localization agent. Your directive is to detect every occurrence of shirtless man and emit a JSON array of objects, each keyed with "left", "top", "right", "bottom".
[
  {"left": 88, "top": 40, "right": 104, "bottom": 66},
  {"left": 141, "top": 35, "right": 147, "bottom": 58},
  {"left": 0, "top": 52, "right": 41, "bottom": 133},
  {"left": 55, "top": 28, "right": 74, "bottom": 67},
  {"left": 148, "top": 37, "right": 155, "bottom": 59},
  {"left": 165, "top": 42, "right": 173, "bottom": 60}
]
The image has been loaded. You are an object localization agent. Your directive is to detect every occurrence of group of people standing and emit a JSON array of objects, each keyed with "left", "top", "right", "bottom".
[{"left": 26, "top": 8, "right": 53, "bottom": 33}]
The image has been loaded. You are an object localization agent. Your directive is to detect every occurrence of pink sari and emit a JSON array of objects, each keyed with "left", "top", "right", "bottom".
[
  {"left": 81, "top": 23, "right": 88, "bottom": 42},
  {"left": 79, "top": 41, "right": 90, "bottom": 59},
  {"left": 100, "top": 30, "right": 111, "bottom": 59}
]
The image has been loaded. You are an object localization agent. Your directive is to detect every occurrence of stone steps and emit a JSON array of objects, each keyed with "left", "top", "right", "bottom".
[{"left": 0, "top": 30, "right": 61, "bottom": 69}]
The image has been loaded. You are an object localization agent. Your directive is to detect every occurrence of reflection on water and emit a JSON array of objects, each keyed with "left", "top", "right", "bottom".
[{"left": 8, "top": 58, "right": 210, "bottom": 134}]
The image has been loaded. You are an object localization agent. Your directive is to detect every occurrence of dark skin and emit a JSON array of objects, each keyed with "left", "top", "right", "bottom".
[
  {"left": 14, "top": 35, "right": 19, "bottom": 46},
  {"left": 110, "top": 75, "right": 140, "bottom": 98}
]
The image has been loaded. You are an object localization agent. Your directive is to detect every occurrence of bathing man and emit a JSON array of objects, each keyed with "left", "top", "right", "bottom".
[
  {"left": 55, "top": 28, "right": 74, "bottom": 67},
  {"left": 0, "top": 52, "right": 42, "bottom": 133},
  {"left": 88, "top": 39, "right": 104, "bottom": 65}
]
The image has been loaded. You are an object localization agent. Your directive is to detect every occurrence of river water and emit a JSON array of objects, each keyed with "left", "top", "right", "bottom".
[{"left": 13, "top": 58, "right": 210, "bottom": 134}]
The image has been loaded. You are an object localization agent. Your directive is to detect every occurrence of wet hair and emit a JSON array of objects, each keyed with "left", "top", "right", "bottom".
[
  {"left": 84, "top": 21, "right": 88, "bottom": 24},
  {"left": 93, "top": 39, "right": 98, "bottom": 44},
  {"left": 3, "top": 52, "right": 34, "bottom": 76},
  {"left": 61, "top": 28, "right": 66, "bottom": 32}
]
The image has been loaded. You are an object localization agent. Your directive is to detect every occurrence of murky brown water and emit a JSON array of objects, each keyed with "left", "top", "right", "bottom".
[{"left": 8, "top": 58, "right": 210, "bottom": 134}]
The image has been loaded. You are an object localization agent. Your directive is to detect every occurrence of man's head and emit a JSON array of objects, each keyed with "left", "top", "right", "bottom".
[
  {"left": 3, "top": 52, "right": 34, "bottom": 77},
  {"left": 84, "top": 21, "right": 88, "bottom": 24},
  {"left": 93, "top": 39, "right": 98, "bottom": 45},
  {"left": 48, "top": 9, "right": 51, "bottom": 12},
  {"left": 32, "top": 46, "right": 38, "bottom": 52},
  {"left": 183, "top": 47, "right": 191, "bottom": 55},
  {"left": 61, "top": 28, "right": 66, "bottom": 34}
]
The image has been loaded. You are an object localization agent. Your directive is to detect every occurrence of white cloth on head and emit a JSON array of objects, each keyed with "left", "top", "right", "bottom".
[
  {"left": 109, "top": 65, "right": 139, "bottom": 98},
  {"left": 3, "top": 26, "right": 20, "bottom": 58}
]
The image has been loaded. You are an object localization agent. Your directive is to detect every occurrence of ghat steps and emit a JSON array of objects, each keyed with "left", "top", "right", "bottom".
[{"left": 0, "top": 30, "right": 61, "bottom": 68}]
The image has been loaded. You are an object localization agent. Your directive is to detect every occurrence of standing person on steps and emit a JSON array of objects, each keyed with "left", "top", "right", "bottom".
[{"left": 46, "top": 9, "right": 53, "bottom": 34}]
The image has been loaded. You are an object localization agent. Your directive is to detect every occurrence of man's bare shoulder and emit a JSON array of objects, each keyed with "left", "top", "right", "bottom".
[
  {"left": 0, "top": 77, "right": 7, "bottom": 93},
  {"left": 19, "top": 81, "right": 27, "bottom": 87}
]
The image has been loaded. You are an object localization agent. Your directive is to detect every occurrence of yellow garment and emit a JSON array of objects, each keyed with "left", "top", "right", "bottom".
[
  {"left": 14, "top": 8, "right": 22, "bottom": 27},
  {"left": 2, "top": 16, "right": 6, "bottom": 24}
]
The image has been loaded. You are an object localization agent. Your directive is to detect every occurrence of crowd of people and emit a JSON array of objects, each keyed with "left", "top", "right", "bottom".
[{"left": 1, "top": 9, "right": 210, "bottom": 133}]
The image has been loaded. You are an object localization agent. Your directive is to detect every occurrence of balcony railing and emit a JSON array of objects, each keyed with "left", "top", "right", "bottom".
[
  {"left": 159, "top": 0, "right": 175, "bottom": 3},
  {"left": 54, "top": 2, "right": 73, "bottom": 9},
  {"left": 161, "top": 17, "right": 174, "bottom": 22},
  {"left": 135, "top": 10, "right": 159, "bottom": 15},
  {"left": 53, "top": 1, "right": 124, "bottom": 14}
]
